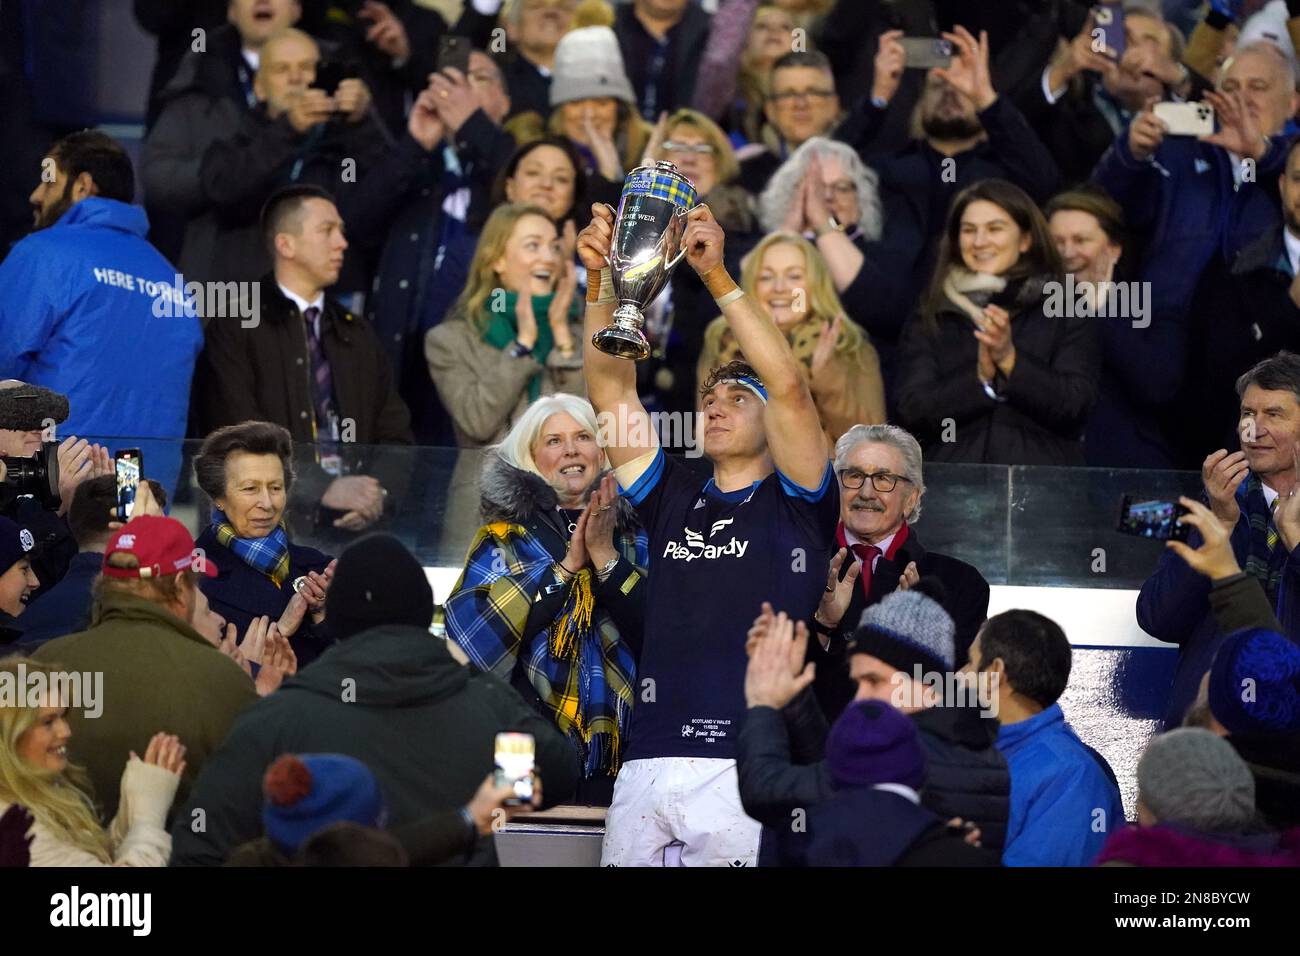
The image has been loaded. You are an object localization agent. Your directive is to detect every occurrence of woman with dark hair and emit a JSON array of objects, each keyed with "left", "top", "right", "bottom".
[
  {"left": 490, "top": 136, "right": 588, "bottom": 228},
  {"left": 193, "top": 421, "right": 336, "bottom": 666},
  {"left": 421, "top": 137, "right": 587, "bottom": 338},
  {"left": 896, "top": 179, "right": 1100, "bottom": 465}
]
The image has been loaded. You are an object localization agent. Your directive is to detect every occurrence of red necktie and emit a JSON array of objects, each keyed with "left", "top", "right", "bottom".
[{"left": 850, "top": 543, "right": 882, "bottom": 599}]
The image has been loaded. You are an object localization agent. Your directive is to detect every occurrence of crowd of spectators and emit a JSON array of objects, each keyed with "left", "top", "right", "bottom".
[{"left": 1, "top": 0, "right": 1299, "bottom": 869}]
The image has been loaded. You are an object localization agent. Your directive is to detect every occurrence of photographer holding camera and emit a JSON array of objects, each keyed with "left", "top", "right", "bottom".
[{"left": 0, "top": 382, "right": 113, "bottom": 604}]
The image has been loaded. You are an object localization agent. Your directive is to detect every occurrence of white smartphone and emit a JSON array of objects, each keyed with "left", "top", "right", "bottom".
[
  {"left": 1153, "top": 101, "right": 1214, "bottom": 137},
  {"left": 493, "top": 732, "right": 536, "bottom": 806}
]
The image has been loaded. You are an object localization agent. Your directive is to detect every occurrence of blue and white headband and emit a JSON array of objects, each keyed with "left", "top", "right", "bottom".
[{"left": 717, "top": 375, "right": 769, "bottom": 404}]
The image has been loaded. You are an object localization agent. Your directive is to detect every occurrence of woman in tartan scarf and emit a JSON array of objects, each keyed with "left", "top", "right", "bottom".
[
  {"left": 193, "top": 422, "right": 337, "bottom": 668},
  {"left": 443, "top": 394, "right": 648, "bottom": 806}
]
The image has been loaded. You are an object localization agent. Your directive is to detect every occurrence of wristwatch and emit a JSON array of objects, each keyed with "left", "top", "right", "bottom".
[
  {"left": 506, "top": 339, "right": 534, "bottom": 359},
  {"left": 815, "top": 217, "right": 844, "bottom": 239}
]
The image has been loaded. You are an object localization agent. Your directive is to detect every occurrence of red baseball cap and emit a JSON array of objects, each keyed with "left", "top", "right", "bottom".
[{"left": 102, "top": 515, "right": 219, "bottom": 579}]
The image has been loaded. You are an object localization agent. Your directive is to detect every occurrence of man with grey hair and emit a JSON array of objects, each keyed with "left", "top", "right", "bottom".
[
  {"left": 1140, "top": 350, "right": 1300, "bottom": 729},
  {"left": 807, "top": 423, "right": 989, "bottom": 722}
]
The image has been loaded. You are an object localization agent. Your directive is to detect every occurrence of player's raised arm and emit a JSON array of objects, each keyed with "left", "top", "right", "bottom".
[
  {"left": 578, "top": 205, "right": 659, "bottom": 471},
  {"left": 681, "top": 205, "right": 828, "bottom": 489}
]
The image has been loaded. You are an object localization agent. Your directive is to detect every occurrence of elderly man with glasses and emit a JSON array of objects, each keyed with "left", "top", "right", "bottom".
[{"left": 806, "top": 424, "right": 990, "bottom": 722}]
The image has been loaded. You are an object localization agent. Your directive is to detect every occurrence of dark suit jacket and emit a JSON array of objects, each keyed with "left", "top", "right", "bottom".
[
  {"left": 808, "top": 525, "right": 990, "bottom": 723},
  {"left": 197, "top": 277, "right": 415, "bottom": 529}
]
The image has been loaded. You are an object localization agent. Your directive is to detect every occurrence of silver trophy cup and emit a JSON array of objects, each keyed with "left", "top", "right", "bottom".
[{"left": 594, "top": 161, "right": 699, "bottom": 360}]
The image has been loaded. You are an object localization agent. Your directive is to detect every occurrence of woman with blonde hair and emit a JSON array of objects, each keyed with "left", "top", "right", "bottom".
[
  {"left": 697, "top": 232, "right": 886, "bottom": 445},
  {"left": 0, "top": 657, "right": 186, "bottom": 866},
  {"left": 443, "top": 394, "right": 647, "bottom": 805},
  {"left": 425, "top": 203, "right": 585, "bottom": 448}
]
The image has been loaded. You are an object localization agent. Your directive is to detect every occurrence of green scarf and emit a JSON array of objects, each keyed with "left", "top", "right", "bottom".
[{"left": 481, "top": 291, "right": 556, "bottom": 401}]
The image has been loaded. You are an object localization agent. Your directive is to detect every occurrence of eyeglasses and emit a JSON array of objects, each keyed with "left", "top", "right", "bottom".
[
  {"left": 824, "top": 180, "right": 857, "bottom": 196},
  {"left": 769, "top": 89, "right": 836, "bottom": 105},
  {"left": 838, "top": 469, "right": 912, "bottom": 492},
  {"left": 663, "top": 141, "right": 716, "bottom": 155}
]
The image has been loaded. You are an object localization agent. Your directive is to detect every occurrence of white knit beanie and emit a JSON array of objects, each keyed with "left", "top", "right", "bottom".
[{"left": 549, "top": 26, "right": 637, "bottom": 108}]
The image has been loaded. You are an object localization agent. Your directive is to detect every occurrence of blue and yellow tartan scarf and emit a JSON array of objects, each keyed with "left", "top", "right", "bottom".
[
  {"left": 1242, "top": 476, "right": 1285, "bottom": 605},
  {"left": 444, "top": 520, "right": 644, "bottom": 777},
  {"left": 211, "top": 507, "right": 291, "bottom": 587}
]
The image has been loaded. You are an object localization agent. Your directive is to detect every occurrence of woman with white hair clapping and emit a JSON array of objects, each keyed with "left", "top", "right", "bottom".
[{"left": 443, "top": 394, "right": 647, "bottom": 805}]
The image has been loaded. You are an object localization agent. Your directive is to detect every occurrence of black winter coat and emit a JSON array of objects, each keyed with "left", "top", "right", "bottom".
[
  {"left": 788, "top": 786, "right": 1000, "bottom": 867},
  {"left": 808, "top": 525, "right": 989, "bottom": 721},
  {"left": 171, "top": 624, "right": 581, "bottom": 866},
  {"left": 737, "top": 691, "right": 1010, "bottom": 862},
  {"left": 896, "top": 275, "right": 1100, "bottom": 465}
]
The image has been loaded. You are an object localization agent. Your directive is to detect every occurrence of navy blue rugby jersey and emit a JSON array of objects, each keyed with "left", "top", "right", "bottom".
[{"left": 619, "top": 448, "right": 839, "bottom": 761}]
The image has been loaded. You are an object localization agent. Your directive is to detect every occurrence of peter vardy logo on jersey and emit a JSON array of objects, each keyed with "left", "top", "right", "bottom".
[{"left": 663, "top": 527, "right": 749, "bottom": 560}]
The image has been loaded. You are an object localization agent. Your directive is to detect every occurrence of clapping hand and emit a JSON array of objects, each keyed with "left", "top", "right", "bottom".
[
  {"left": 1201, "top": 448, "right": 1249, "bottom": 531},
  {"left": 815, "top": 549, "right": 861, "bottom": 639},
  {"left": 583, "top": 474, "right": 620, "bottom": 569},
  {"left": 133, "top": 732, "right": 187, "bottom": 777},
  {"left": 744, "top": 609, "right": 815, "bottom": 709},
  {"left": 253, "top": 628, "right": 298, "bottom": 697}
]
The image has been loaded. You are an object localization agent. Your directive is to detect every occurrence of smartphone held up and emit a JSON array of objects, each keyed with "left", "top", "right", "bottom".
[
  {"left": 899, "top": 37, "right": 953, "bottom": 70},
  {"left": 115, "top": 448, "right": 142, "bottom": 522},
  {"left": 494, "top": 732, "right": 537, "bottom": 807},
  {"left": 1116, "top": 495, "right": 1191, "bottom": 543}
]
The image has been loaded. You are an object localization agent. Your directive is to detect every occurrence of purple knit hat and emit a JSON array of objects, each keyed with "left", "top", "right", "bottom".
[{"left": 825, "top": 700, "right": 927, "bottom": 790}]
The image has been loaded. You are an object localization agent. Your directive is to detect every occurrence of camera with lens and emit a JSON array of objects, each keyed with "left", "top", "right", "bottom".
[{"left": 1, "top": 442, "right": 61, "bottom": 510}]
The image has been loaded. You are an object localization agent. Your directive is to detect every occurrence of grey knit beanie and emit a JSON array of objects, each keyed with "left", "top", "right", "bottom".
[
  {"left": 549, "top": 27, "right": 637, "bottom": 107},
  {"left": 1137, "top": 728, "right": 1256, "bottom": 832},
  {"left": 849, "top": 589, "right": 956, "bottom": 674}
]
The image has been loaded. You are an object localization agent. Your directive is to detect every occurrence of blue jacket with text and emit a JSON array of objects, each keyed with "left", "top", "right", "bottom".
[{"left": 0, "top": 198, "right": 202, "bottom": 491}]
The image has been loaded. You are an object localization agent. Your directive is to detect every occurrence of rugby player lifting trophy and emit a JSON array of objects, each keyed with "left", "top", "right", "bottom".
[{"left": 590, "top": 160, "right": 699, "bottom": 360}]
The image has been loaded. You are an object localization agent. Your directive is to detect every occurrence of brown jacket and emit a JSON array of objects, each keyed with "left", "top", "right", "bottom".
[
  {"left": 424, "top": 310, "right": 586, "bottom": 448},
  {"left": 32, "top": 593, "right": 258, "bottom": 821}
]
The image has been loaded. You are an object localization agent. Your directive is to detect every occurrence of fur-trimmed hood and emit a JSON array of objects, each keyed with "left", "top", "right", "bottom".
[{"left": 478, "top": 450, "right": 639, "bottom": 530}]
